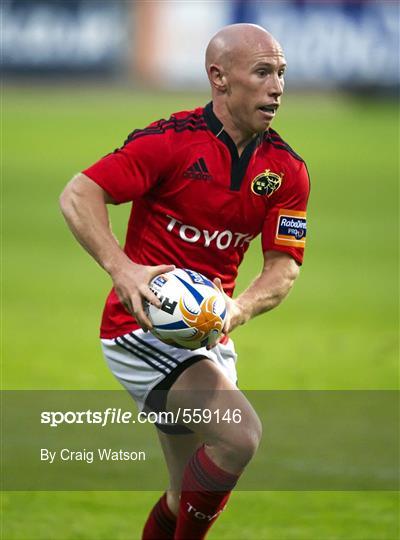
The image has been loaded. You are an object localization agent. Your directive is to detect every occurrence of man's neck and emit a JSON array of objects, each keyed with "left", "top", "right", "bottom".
[{"left": 212, "top": 102, "right": 258, "bottom": 157}]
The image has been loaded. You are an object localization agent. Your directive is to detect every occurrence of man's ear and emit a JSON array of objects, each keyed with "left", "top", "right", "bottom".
[{"left": 208, "top": 64, "right": 228, "bottom": 92}]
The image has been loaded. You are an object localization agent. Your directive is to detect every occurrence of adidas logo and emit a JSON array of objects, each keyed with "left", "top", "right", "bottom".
[{"left": 183, "top": 158, "right": 212, "bottom": 180}]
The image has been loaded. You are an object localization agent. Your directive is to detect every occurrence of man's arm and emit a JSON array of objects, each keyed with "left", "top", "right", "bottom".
[
  {"left": 59, "top": 173, "right": 174, "bottom": 328},
  {"left": 215, "top": 250, "right": 300, "bottom": 334}
]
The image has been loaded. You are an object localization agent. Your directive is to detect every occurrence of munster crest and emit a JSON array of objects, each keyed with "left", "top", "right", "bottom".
[{"left": 251, "top": 169, "right": 283, "bottom": 197}]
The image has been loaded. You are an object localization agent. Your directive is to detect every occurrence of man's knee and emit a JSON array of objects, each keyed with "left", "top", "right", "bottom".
[
  {"left": 230, "top": 415, "right": 262, "bottom": 464},
  {"left": 214, "top": 413, "right": 262, "bottom": 468}
]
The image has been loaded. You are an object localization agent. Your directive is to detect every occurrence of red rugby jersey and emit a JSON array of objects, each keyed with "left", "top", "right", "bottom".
[{"left": 83, "top": 103, "right": 310, "bottom": 338}]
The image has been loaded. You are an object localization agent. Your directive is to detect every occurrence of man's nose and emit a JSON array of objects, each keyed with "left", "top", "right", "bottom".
[{"left": 268, "top": 73, "right": 284, "bottom": 97}]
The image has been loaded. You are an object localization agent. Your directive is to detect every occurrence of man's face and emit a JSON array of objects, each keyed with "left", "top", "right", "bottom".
[{"left": 224, "top": 43, "right": 286, "bottom": 135}]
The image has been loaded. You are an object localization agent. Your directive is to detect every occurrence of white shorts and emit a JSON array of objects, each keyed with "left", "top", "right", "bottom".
[{"left": 101, "top": 329, "right": 238, "bottom": 432}]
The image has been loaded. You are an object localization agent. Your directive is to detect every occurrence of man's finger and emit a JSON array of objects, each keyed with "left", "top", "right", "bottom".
[
  {"left": 122, "top": 298, "right": 134, "bottom": 315},
  {"left": 135, "top": 309, "right": 153, "bottom": 331},
  {"left": 149, "top": 264, "right": 175, "bottom": 279},
  {"left": 206, "top": 333, "right": 221, "bottom": 350},
  {"left": 221, "top": 308, "right": 231, "bottom": 333},
  {"left": 140, "top": 286, "right": 161, "bottom": 308},
  {"left": 213, "top": 277, "right": 225, "bottom": 294},
  {"left": 222, "top": 315, "right": 230, "bottom": 333},
  {"left": 130, "top": 296, "right": 153, "bottom": 331}
]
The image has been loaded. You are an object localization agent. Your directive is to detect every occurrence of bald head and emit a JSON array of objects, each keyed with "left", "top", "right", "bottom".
[
  {"left": 205, "top": 23, "right": 282, "bottom": 74},
  {"left": 204, "top": 24, "right": 286, "bottom": 141}
]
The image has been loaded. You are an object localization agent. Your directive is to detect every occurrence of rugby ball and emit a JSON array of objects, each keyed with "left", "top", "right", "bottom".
[{"left": 145, "top": 268, "right": 227, "bottom": 350}]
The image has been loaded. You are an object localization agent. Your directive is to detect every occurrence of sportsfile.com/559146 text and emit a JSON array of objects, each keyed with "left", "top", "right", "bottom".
[{"left": 40, "top": 408, "right": 243, "bottom": 427}]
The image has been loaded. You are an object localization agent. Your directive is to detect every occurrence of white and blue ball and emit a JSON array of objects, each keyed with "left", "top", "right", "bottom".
[{"left": 145, "top": 268, "right": 226, "bottom": 350}]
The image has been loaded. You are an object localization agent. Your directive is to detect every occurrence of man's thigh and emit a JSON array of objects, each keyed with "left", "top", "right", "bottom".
[{"left": 166, "top": 359, "right": 260, "bottom": 447}]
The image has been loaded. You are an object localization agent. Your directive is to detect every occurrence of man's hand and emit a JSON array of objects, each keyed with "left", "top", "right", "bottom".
[
  {"left": 206, "top": 278, "right": 246, "bottom": 349},
  {"left": 213, "top": 278, "right": 246, "bottom": 335},
  {"left": 111, "top": 262, "right": 175, "bottom": 331}
]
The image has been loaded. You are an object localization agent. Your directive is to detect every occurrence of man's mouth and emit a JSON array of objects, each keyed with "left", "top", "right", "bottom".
[{"left": 258, "top": 104, "right": 279, "bottom": 116}]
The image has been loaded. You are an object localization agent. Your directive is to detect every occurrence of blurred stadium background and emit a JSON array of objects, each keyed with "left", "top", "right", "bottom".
[{"left": 2, "top": 1, "right": 399, "bottom": 539}]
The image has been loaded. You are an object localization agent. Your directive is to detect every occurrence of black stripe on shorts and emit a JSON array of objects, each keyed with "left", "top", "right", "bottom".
[
  {"left": 128, "top": 332, "right": 179, "bottom": 368},
  {"left": 114, "top": 337, "right": 170, "bottom": 375},
  {"left": 122, "top": 335, "right": 176, "bottom": 372}
]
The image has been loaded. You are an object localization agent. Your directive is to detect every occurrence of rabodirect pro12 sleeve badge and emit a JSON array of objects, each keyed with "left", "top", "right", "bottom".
[{"left": 275, "top": 209, "right": 307, "bottom": 247}]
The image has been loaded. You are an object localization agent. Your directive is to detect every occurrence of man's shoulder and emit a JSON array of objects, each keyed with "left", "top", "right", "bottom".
[
  {"left": 170, "top": 106, "right": 205, "bottom": 122},
  {"left": 122, "top": 106, "right": 208, "bottom": 147},
  {"left": 264, "top": 128, "right": 306, "bottom": 166}
]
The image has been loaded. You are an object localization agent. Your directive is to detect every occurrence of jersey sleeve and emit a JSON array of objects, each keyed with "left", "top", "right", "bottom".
[
  {"left": 82, "top": 122, "right": 171, "bottom": 203},
  {"left": 261, "top": 160, "right": 310, "bottom": 265}
]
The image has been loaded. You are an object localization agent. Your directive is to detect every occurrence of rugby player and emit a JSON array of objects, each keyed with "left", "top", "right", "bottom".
[{"left": 60, "top": 23, "right": 310, "bottom": 540}]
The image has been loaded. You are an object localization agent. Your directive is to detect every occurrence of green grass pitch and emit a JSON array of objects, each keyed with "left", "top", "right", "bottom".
[{"left": 2, "top": 86, "right": 398, "bottom": 539}]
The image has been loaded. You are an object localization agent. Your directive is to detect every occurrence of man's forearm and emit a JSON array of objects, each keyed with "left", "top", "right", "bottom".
[{"left": 233, "top": 253, "right": 299, "bottom": 328}]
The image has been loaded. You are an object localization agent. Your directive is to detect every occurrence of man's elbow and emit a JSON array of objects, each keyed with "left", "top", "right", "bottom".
[
  {"left": 287, "top": 259, "right": 300, "bottom": 284},
  {"left": 265, "top": 253, "right": 300, "bottom": 283},
  {"left": 61, "top": 173, "right": 115, "bottom": 212},
  {"left": 281, "top": 259, "right": 300, "bottom": 296},
  {"left": 60, "top": 173, "right": 95, "bottom": 220},
  {"left": 59, "top": 175, "right": 82, "bottom": 220},
  {"left": 275, "top": 258, "right": 300, "bottom": 303}
]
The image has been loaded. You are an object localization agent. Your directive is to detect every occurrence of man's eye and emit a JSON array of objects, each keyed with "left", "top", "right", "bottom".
[
  {"left": 278, "top": 70, "right": 285, "bottom": 78},
  {"left": 257, "top": 70, "right": 267, "bottom": 77}
]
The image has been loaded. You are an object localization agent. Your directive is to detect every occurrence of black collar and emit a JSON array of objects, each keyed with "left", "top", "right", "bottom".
[
  {"left": 203, "top": 102, "right": 262, "bottom": 191},
  {"left": 203, "top": 101, "right": 225, "bottom": 136}
]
